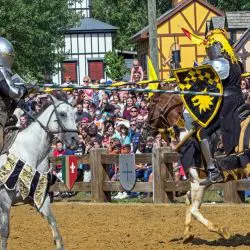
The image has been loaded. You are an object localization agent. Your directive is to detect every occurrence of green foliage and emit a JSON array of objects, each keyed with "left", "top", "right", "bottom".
[
  {"left": 104, "top": 51, "right": 128, "bottom": 80},
  {"left": 0, "top": 0, "right": 79, "bottom": 81},
  {"left": 93, "top": 0, "right": 249, "bottom": 50},
  {"left": 208, "top": 0, "right": 250, "bottom": 11},
  {"left": 92, "top": 0, "right": 171, "bottom": 50}
]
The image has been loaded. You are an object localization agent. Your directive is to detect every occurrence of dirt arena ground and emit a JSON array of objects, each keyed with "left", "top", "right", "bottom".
[{"left": 7, "top": 202, "right": 250, "bottom": 250}]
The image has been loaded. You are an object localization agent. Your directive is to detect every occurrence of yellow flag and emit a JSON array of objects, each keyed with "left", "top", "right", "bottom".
[
  {"left": 146, "top": 56, "right": 159, "bottom": 98},
  {"left": 181, "top": 28, "right": 206, "bottom": 45},
  {"left": 110, "top": 81, "right": 127, "bottom": 87}
]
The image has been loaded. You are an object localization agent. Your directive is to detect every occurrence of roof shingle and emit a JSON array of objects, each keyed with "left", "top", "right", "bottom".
[
  {"left": 226, "top": 11, "right": 250, "bottom": 29},
  {"left": 66, "top": 18, "right": 118, "bottom": 34}
]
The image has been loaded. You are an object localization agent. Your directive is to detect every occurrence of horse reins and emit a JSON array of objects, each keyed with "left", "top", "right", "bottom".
[{"left": 22, "top": 96, "right": 77, "bottom": 137}]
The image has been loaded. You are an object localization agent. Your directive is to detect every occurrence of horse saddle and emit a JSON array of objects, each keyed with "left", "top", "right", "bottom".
[
  {"left": 214, "top": 104, "right": 250, "bottom": 180},
  {"left": 238, "top": 103, "right": 250, "bottom": 122}
]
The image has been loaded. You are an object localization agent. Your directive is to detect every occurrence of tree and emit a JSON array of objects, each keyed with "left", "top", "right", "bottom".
[
  {"left": 208, "top": 0, "right": 250, "bottom": 11},
  {"left": 0, "top": 0, "right": 79, "bottom": 81},
  {"left": 104, "top": 51, "right": 128, "bottom": 80},
  {"left": 92, "top": 0, "right": 171, "bottom": 50}
]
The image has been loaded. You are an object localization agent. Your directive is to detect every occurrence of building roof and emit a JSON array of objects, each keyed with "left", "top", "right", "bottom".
[
  {"left": 210, "top": 16, "right": 227, "bottom": 30},
  {"left": 234, "top": 28, "right": 250, "bottom": 52},
  {"left": 226, "top": 11, "right": 250, "bottom": 29},
  {"left": 65, "top": 18, "right": 118, "bottom": 34},
  {"left": 131, "top": 0, "right": 223, "bottom": 42}
]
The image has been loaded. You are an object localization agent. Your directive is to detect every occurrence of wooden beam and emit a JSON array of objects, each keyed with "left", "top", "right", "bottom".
[
  {"left": 50, "top": 182, "right": 91, "bottom": 192},
  {"left": 164, "top": 181, "right": 225, "bottom": 192},
  {"left": 50, "top": 154, "right": 90, "bottom": 165},
  {"left": 90, "top": 148, "right": 108, "bottom": 202},
  {"left": 162, "top": 152, "right": 179, "bottom": 164},
  {"left": 153, "top": 147, "right": 174, "bottom": 203},
  {"left": 101, "top": 154, "right": 152, "bottom": 165},
  {"left": 148, "top": 0, "right": 159, "bottom": 76},
  {"left": 103, "top": 181, "right": 153, "bottom": 192},
  {"left": 223, "top": 181, "right": 245, "bottom": 203}
]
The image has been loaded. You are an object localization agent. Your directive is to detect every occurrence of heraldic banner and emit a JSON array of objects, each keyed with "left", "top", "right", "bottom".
[{"left": 61, "top": 155, "right": 78, "bottom": 190}]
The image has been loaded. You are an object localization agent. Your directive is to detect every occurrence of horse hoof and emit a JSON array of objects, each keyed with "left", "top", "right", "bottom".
[
  {"left": 183, "top": 234, "right": 194, "bottom": 244},
  {"left": 219, "top": 227, "right": 230, "bottom": 239},
  {"left": 55, "top": 247, "right": 64, "bottom": 250}
]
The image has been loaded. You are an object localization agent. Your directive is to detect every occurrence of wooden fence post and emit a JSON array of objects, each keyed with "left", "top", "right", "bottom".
[
  {"left": 153, "top": 147, "right": 174, "bottom": 203},
  {"left": 89, "top": 148, "right": 108, "bottom": 202},
  {"left": 223, "top": 180, "right": 245, "bottom": 203}
]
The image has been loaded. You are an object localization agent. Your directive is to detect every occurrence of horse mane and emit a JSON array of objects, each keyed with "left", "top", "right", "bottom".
[{"left": 50, "top": 90, "right": 68, "bottom": 102}]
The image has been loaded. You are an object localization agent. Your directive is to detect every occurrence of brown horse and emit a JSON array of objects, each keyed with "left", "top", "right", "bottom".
[
  {"left": 148, "top": 84, "right": 184, "bottom": 130},
  {"left": 148, "top": 84, "right": 250, "bottom": 242}
]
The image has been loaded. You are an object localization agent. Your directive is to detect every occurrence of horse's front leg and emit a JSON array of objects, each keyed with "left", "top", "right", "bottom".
[
  {"left": 0, "top": 189, "right": 12, "bottom": 250},
  {"left": 38, "top": 195, "right": 64, "bottom": 250},
  {"left": 189, "top": 179, "right": 230, "bottom": 240}
]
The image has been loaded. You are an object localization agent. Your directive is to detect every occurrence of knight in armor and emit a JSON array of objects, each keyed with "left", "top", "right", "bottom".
[
  {"left": 0, "top": 37, "right": 28, "bottom": 151},
  {"left": 198, "top": 29, "right": 244, "bottom": 185}
]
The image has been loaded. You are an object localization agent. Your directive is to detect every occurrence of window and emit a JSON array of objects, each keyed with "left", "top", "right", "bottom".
[
  {"left": 88, "top": 60, "right": 104, "bottom": 81},
  {"left": 62, "top": 61, "right": 77, "bottom": 84}
]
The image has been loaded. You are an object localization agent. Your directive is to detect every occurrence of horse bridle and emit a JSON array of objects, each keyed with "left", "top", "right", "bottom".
[{"left": 23, "top": 96, "right": 78, "bottom": 137}]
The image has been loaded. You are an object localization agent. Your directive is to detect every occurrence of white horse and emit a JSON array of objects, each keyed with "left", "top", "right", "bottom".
[
  {"left": 183, "top": 168, "right": 231, "bottom": 243},
  {"left": 0, "top": 95, "right": 78, "bottom": 250}
]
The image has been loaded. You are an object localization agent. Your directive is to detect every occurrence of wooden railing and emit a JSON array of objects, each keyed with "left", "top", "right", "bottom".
[{"left": 50, "top": 147, "right": 249, "bottom": 204}]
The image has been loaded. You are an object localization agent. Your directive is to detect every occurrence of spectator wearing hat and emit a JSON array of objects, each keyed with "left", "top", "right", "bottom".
[
  {"left": 81, "top": 117, "right": 89, "bottom": 127},
  {"left": 113, "top": 124, "right": 131, "bottom": 145},
  {"left": 100, "top": 79, "right": 106, "bottom": 84}
]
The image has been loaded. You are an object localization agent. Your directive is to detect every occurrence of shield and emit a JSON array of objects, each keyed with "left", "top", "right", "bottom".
[
  {"left": 119, "top": 154, "right": 136, "bottom": 192},
  {"left": 173, "top": 65, "right": 223, "bottom": 128}
]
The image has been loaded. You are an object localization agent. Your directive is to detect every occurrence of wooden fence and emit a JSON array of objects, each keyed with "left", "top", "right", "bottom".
[{"left": 50, "top": 147, "right": 250, "bottom": 204}]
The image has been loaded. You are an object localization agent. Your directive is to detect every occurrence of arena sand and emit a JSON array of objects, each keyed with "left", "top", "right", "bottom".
[{"left": 8, "top": 203, "right": 250, "bottom": 249}]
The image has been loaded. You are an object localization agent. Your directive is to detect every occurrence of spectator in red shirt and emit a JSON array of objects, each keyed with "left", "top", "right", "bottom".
[{"left": 53, "top": 140, "right": 66, "bottom": 171}]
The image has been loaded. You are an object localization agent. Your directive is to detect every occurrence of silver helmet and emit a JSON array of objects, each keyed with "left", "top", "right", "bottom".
[{"left": 0, "top": 37, "right": 14, "bottom": 69}]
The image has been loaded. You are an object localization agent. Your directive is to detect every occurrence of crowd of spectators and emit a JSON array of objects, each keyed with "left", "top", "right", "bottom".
[
  {"left": 23, "top": 59, "right": 250, "bottom": 199},
  {"left": 14, "top": 59, "right": 250, "bottom": 200}
]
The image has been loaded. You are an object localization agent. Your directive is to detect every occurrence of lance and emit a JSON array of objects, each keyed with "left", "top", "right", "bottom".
[{"left": 39, "top": 84, "right": 223, "bottom": 97}]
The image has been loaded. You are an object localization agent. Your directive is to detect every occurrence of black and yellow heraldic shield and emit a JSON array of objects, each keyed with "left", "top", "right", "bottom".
[{"left": 173, "top": 65, "right": 223, "bottom": 128}]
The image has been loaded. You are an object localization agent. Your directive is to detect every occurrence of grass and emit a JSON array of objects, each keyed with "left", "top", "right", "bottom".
[{"left": 54, "top": 189, "right": 226, "bottom": 204}]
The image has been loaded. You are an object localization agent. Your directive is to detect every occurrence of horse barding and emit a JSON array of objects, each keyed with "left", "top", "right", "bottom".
[
  {"left": 148, "top": 65, "right": 250, "bottom": 242},
  {"left": 0, "top": 91, "right": 78, "bottom": 250}
]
